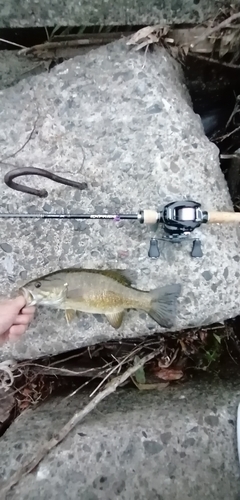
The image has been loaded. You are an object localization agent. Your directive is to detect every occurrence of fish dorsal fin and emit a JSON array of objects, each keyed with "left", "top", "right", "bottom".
[
  {"left": 50, "top": 267, "right": 137, "bottom": 288},
  {"left": 105, "top": 311, "right": 124, "bottom": 329},
  {"left": 96, "top": 269, "right": 136, "bottom": 287}
]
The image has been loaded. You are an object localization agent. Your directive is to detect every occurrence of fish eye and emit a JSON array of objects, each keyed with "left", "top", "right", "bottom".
[{"left": 35, "top": 282, "right": 42, "bottom": 288}]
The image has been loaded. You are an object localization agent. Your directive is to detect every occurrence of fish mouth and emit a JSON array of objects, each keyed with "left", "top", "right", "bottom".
[
  {"left": 19, "top": 287, "right": 65, "bottom": 308},
  {"left": 19, "top": 287, "right": 37, "bottom": 306}
]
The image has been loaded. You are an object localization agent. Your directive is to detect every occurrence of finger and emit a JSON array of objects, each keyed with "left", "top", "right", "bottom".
[
  {"left": 9, "top": 324, "right": 27, "bottom": 339},
  {"left": 21, "top": 306, "right": 36, "bottom": 315},
  {"left": 12, "top": 312, "right": 35, "bottom": 326},
  {"left": 9, "top": 296, "right": 26, "bottom": 311},
  {"left": 0, "top": 331, "right": 9, "bottom": 346}
]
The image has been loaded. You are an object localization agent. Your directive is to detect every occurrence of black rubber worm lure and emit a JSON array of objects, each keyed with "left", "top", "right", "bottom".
[{"left": 4, "top": 167, "right": 87, "bottom": 198}]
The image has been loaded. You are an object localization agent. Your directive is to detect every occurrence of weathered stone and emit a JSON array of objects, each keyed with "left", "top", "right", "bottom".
[
  {"left": 0, "top": 39, "right": 239, "bottom": 361},
  {"left": 0, "top": 388, "right": 15, "bottom": 435},
  {"left": 227, "top": 153, "right": 240, "bottom": 205},
  {"left": 0, "top": 51, "right": 44, "bottom": 91},
  {"left": 0, "top": 380, "right": 240, "bottom": 499},
  {"left": 0, "top": 0, "right": 230, "bottom": 28},
  {"left": 0, "top": 243, "right": 12, "bottom": 253}
]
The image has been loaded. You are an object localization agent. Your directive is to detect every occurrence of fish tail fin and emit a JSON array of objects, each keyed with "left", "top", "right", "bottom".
[{"left": 147, "top": 284, "right": 182, "bottom": 328}]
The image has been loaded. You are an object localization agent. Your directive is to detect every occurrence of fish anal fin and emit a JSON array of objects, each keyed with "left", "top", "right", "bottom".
[
  {"left": 65, "top": 309, "right": 77, "bottom": 324},
  {"left": 105, "top": 311, "right": 124, "bottom": 329}
]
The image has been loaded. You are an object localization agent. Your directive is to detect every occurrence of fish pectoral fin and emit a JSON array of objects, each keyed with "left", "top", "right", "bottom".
[
  {"left": 62, "top": 282, "right": 69, "bottom": 299},
  {"left": 65, "top": 309, "right": 77, "bottom": 324},
  {"left": 105, "top": 311, "right": 124, "bottom": 329}
]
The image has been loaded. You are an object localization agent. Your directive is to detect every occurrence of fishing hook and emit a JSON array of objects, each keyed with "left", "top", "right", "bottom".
[{"left": 4, "top": 167, "right": 87, "bottom": 198}]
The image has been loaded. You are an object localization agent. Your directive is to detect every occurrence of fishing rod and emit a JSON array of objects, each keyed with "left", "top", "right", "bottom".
[{"left": 2, "top": 167, "right": 240, "bottom": 259}]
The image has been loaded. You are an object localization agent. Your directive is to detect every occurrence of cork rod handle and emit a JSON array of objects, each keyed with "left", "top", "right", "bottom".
[{"left": 208, "top": 211, "right": 240, "bottom": 223}]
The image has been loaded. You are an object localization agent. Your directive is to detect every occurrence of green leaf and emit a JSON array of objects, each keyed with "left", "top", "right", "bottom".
[
  {"left": 131, "top": 380, "right": 168, "bottom": 391},
  {"left": 133, "top": 355, "right": 146, "bottom": 384},
  {"left": 213, "top": 333, "right": 221, "bottom": 344},
  {"left": 48, "top": 25, "right": 62, "bottom": 40}
]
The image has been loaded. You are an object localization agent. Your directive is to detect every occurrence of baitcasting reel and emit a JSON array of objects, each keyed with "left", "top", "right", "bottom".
[{"left": 146, "top": 200, "right": 208, "bottom": 259}]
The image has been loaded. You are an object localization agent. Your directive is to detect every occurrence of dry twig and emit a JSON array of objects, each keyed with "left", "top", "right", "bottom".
[
  {"left": 0, "top": 38, "right": 26, "bottom": 49},
  {"left": 0, "top": 346, "right": 163, "bottom": 499},
  {"left": 215, "top": 124, "right": 240, "bottom": 141},
  {"left": 1, "top": 112, "right": 39, "bottom": 162},
  {"left": 188, "top": 51, "right": 240, "bottom": 69}
]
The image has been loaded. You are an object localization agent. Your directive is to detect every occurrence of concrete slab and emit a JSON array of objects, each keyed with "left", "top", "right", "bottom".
[
  {"left": 0, "top": 39, "right": 239, "bottom": 361},
  {"left": 0, "top": 380, "right": 240, "bottom": 499},
  {"left": 0, "top": 51, "right": 45, "bottom": 91},
  {"left": 0, "top": 0, "right": 231, "bottom": 28}
]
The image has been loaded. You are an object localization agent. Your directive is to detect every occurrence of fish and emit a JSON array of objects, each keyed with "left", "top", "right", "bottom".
[{"left": 18, "top": 268, "right": 182, "bottom": 329}]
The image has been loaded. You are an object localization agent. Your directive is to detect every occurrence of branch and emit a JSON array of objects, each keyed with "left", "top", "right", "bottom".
[{"left": 188, "top": 51, "right": 240, "bottom": 69}]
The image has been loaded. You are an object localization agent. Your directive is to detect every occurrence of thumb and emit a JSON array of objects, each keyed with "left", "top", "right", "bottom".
[{"left": 2, "top": 296, "right": 26, "bottom": 314}]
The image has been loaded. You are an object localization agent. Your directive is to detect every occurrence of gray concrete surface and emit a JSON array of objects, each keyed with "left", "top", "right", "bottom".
[
  {"left": 0, "top": 51, "right": 46, "bottom": 91},
  {"left": 0, "top": 380, "right": 240, "bottom": 499},
  {"left": 0, "top": 0, "right": 236, "bottom": 28},
  {"left": 0, "top": 38, "right": 239, "bottom": 362}
]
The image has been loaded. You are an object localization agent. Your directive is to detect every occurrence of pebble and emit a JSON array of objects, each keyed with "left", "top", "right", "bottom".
[
  {"left": 202, "top": 270, "right": 213, "bottom": 282},
  {"left": 43, "top": 203, "right": 52, "bottom": 212},
  {"left": 0, "top": 242, "right": 12, "bottom": 253},
  {"left": 27, "top": 205, "right": 38, "bottom": 214},
  {"left": 19, "top": 270, "right": 27, "bottom": 280}
]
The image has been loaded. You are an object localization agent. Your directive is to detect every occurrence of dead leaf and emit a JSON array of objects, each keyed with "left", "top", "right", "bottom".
[
  {"left": 168, "top": 45, "right": 181, "bottom": 60},
  {"left": 162, "top": 26, "right": 170, "bottom": 37},
  {"left": 22, "top": 387, "right": 31, "bottom": 397},
  {"left": 132, "top": 34, "right": 159, "bottom": 51},
  {"left": 133, "top": 40, "right": 150, "bottom": 51},
  {"left": 18, "top": 400, "right": 31, "bottom": 411},
  {"left": 199, "top": 330, "right": 208, "bottom": 343},
  {"left": 179, "top": 339, "right": 188, "bottom": 353},
  {"left": 126, "top": 26, "right": 159, "bottom": 46},
  {"left": 181, "top": 45, "right": 190, "bottom": 56},
  {"left": 131, "top": 376, "right": 169, "bottom": 391},
  {"left": 219, "top": 31, "right": 236, "bottom": 57},
  {"left": 154, "top": 367, "right": 184, "bottom": 381},
  {"left": 157, "top": 348, "right": 179, "bottom": 368}
]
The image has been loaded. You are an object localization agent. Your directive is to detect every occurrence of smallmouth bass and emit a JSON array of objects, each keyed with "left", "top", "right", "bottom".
[{"left": 18, "top": 268, "right": 182, "bottom": 329}]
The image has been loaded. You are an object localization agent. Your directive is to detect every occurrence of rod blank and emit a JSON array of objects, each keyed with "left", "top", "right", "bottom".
[{"left": 0, "top": 213, "right": 139, "bottom": 220}]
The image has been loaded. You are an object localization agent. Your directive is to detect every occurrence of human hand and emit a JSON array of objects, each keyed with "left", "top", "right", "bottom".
[{"left": 0, "top": 296, "right": 35, "bottom": 346}]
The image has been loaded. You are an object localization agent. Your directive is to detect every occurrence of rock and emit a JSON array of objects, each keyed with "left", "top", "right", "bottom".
[
  {"left": 0, "top": 388, "right": 15, "bottom": 436},
  {"left": 0, "top": 38, "right": 239, "bottom": 361},
  {"left": 0, "top": 243, "right": 12, "bottom": 253},
  {"left": 227, "top": 153, "right": 240, "bottom": 205},
  {"left": 0, "top": 380, "right": 240, "bottom": 499},
  {"left": 0, "top": 51, "right": 45, "bottom": 91},
  {"left": 0, "top": 0, "right": 227, "bottom": 28}
]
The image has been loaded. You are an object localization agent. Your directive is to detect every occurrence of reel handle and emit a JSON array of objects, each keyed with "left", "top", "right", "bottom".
[{"left": 207, "top": 211, "right": 240, "bottom": 223}]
